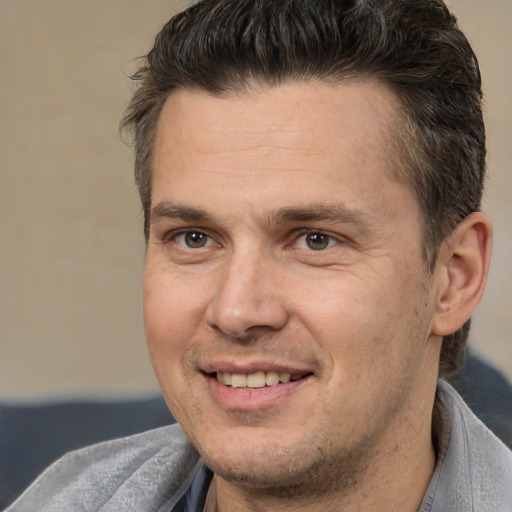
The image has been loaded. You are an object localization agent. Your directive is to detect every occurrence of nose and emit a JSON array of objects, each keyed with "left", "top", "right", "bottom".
[{"left": 206, "top": 251, "right": 289, "bottom": 340}]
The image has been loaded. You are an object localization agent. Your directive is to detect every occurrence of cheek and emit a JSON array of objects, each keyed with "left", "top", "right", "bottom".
[
  {"left": 294, "top": 268, "right": 424, "bottom": 376},
  {"left": 143, "top": 277, "right": 198, "bottom": 409},
  {"left": 143, "top": 271, "right": 201, "bottom": 372},
  {"left": 144, "top": 263, "right": 209, "bottom": 333},
  {"left": 294, "top": 270, "right": 389, "bottom": 340}
]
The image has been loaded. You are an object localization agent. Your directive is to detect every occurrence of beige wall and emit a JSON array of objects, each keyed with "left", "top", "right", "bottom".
[{"left": 1, "top": 0, "right": 511, "bottom": 399}]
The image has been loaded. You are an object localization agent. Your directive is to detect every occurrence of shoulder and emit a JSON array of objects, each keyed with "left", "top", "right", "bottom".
[
  {"left": 427, "top": 381, "right": 512, "bottom": 512},
  {"left": 6, "top": 424, "right": 201, "bottom": 512}
]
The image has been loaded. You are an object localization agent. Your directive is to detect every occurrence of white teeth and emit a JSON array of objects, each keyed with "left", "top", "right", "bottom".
[
  {"left": 215, "top": 371, "right": 307, "bottom": 388},
  {"left": 265, "top": 371, "right": 280, "bottom": 386},
  {"left": 231, "top": 374, "right": 247, "bottom": 388},
  {"left": 247, "top": 371, "right": 266, "bottom": 388}
]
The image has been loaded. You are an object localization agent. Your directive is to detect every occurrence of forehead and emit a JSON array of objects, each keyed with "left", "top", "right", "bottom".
[
  {"left": 151, "top": 80, "right": 416, "bottom": 224},
  {"left": 154, "top": 79, "right": 400, "bottom": 164}
]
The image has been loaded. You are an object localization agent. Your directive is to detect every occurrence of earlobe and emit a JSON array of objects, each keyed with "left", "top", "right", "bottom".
[{"left": 431, "top": 212, "right": 492, "bottom": 336}]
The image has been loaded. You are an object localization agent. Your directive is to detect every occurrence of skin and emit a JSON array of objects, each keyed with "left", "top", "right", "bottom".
[{"left": 143, "top": 80, "right": 490, "bottom": 511}]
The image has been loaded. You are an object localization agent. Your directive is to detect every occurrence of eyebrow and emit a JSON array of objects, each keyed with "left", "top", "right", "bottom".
[
  {"left": 269, "top": 203, "right": 373, "bottom": 227},
  {"left": 150, "top": 202, "right": 213, "bottom": 225},
  {"left": 150, "top": 201, "right": 373, "bottom": 230}
]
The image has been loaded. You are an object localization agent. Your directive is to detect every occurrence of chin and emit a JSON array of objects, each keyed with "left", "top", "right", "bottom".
[
  {"left": 203, "top": 451, "right": 316, "bottom": 489},
  {"left": 196, "top": 428, "right": 353, "bottom": 493}
]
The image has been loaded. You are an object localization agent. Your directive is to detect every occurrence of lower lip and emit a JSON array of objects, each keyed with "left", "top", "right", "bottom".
[{"left": 205, "top": 374, "right": 311, "bottom": 411}]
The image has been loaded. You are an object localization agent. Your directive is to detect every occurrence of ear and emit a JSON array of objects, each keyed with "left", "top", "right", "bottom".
[{"left": 431, "top": 212, "right": 492, "bottom": 336}]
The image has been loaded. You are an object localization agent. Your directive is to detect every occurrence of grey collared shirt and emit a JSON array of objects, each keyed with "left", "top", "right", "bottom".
[{"left": 418, "top": 380, "right": 512, "bottom": 511}]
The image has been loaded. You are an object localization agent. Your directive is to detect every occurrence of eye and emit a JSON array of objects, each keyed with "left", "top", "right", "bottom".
[
  {"left": 174, "top": 230, "right": 212, "bottom": 249},
  {"left": 296, "top": 232, "right": 338, "bottom": 251}
]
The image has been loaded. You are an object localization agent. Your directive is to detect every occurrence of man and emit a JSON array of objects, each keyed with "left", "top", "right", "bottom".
[{"left": 8, "top": 0, "right": 511, "bottom": 510}]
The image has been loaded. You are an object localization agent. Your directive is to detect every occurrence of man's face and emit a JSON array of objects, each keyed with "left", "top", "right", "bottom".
[{"left": 144, "top": 81, "right": 441, "bottom": 488}]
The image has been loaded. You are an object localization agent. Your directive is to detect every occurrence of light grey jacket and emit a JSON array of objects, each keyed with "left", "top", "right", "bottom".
[{"left": 7, "top": 381, "right": 512, "bottom": 511}]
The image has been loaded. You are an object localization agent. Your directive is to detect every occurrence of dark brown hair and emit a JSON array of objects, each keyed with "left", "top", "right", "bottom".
[{"left": 121, "top": 0, "right": 486, "bottom": 376}]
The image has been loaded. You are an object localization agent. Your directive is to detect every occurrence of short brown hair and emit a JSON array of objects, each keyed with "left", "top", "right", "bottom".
[{"left": 121, "top": 0, "right": 486, "bottom": 376}]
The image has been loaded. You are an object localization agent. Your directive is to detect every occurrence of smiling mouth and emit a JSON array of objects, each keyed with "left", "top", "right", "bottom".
[{"left": 215, "top": 371, "right": 311, "bottom": 389}]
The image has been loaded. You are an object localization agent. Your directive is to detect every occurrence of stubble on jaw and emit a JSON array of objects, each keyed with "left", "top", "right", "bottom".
[
  {"left": 205, "top": 426, "right": 377, "bottom": 511},
  {"left": 204, "top": 372, "right": 433, "bottom": 511}
]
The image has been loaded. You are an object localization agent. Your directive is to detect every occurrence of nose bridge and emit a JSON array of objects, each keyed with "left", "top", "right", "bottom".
[{"left": 207, "top": 244, "right": 288, "bottom": 338}]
